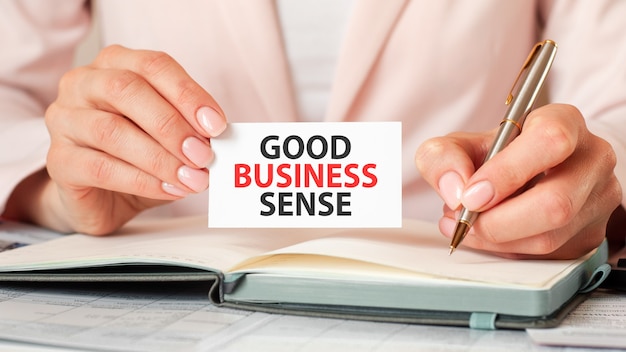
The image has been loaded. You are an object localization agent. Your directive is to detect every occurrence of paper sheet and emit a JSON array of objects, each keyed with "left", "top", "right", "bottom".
[
  {"left": 1, "top": 282, "right": 624, "bottom": 352},
  {"left": 0, "top": 220, "right": 63, "bottom": 252},
  {"left": 527, "top": 290, "right": 626, "bottom": 349},
  {"left": 0, "top": 282, "right": 268, "bottom": 352}
]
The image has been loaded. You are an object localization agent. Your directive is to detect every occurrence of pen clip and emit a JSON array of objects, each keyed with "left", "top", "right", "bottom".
[{"left": 505, "top": 41, "right": 545, "bottom": 105}]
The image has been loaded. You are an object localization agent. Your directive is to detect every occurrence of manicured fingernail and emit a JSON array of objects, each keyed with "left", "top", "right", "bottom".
[
  {"left": 162, "top": 182, "right": 189, "bottom": 197},
  {"left": 462, "top": 180, "right": 495, "bottom": 211},
  {"left": 197, "top": 106, "right": 226, "bottom": 137},
  {"left": 182, "top": 136, "right": 214, "bottom": 167},
  {"left": 438, "top": 172, "right": 463, "bottom": 210},
  {"left": 177, "top": 165, "right": 209, "bottom": 193}
]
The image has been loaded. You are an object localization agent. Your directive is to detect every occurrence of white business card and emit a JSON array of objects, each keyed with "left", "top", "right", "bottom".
[{"left": 208, "top": 122, "right": 402, "bottom": 228}]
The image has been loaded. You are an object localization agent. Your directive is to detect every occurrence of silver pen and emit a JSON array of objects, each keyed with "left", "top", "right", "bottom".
[{"left": 449, "top": 39, "right": 558, "bottom": 255}]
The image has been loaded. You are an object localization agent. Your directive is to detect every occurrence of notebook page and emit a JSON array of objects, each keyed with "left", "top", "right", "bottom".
[
  {"left": 229, "top": 219, "right": 587, "bottom": 288},
  {"left": 0, "top": 217, "right": 333, "bottom": 273}
]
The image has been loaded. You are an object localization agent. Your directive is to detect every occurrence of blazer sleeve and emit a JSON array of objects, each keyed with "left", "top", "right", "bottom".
[
  {"left": 540, "top": 0, "right": 626, "bottom": 208},
  {"left": 0, "top": 0, "right": 90, "bottom": 213}
]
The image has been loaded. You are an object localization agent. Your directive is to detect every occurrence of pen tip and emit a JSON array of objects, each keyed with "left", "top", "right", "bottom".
[{"left": 449, "top": 221, "right": 470, "bottom": 255}]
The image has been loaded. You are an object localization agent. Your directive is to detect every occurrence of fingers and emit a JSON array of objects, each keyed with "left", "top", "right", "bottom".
[
  {"left": 48, "top": 144, "right": 173, "bottom": 200},
  {"left": 47, "top": 45, "right": 226, "bottom": 201},
  {"left": 46, "top": 106, "right": 207, "bottom": 197},
  {"left": 91, "top": 45, "right": 227, "bottom": 138},
  {"left": 58, "top": 66, "right": 215, "bottom": 170},
  {"left": 415, "top": 131, "right": 491, "bottom": 209},
  {"left": 460, "top": 104, "right": 579, "bottom": 212},
  {"left": 445, "top": 172, "right": 618, "bottom": 257},
  {"left": 474, "top": 132, "right": 619, "bottom": 245}
]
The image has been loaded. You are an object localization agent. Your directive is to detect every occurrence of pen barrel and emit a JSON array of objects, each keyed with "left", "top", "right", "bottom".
[
  {"left": 485, "top": 40, "right": 557, "bottom": 162},
  {"left": 458, "top": 207, "right": 479, "bottom": 225},
  {"left": 484, "top": 120, "right": 521, "bottom": 161}
]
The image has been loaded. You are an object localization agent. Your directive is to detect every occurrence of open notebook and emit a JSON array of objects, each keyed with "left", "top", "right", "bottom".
[{"left": 0, "top": 216, "right": 609, "bottom": 330}]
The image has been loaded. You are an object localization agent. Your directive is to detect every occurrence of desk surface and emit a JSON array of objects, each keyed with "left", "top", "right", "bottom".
[{"left": 0, "top": 282, "right": 623, "bottom": 352}]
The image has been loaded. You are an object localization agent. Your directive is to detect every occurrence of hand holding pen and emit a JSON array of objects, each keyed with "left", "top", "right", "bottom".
[
  {"left": 448, "top": 40, "right": 558, "bottom": 254},
  {"left": 415, "top": 40, "right": 621, "bottom": 259}
]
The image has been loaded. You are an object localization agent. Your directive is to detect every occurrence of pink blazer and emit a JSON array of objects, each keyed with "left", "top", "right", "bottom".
[{"left": 2, "top": 0, "right": 626, "bottom": 221}]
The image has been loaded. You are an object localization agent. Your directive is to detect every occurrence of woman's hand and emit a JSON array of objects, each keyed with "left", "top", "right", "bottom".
[
  {"left": 14, "top": 45, "right": 227, "bottom": 235},
  {"left": 415, "top": 104, "right": 622, "bottom": 259}
]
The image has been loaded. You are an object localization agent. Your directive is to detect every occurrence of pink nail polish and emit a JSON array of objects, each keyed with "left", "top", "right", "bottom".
[
  {"left": 182, "top": 136, "right": 214, "bottom": 168},
  {"left": 197, "top": 106, "right": 226, "bottom": 137},
  {"left": 462, "top": 180, "right": 495, "bottom": 211},
  {"left": 177, "top": 165, "right": 209, "bottom": 193},
  {"left": 162, "top": 182, "right": 189, "bottom": 197},
  {"left": 438, "top": 172, "right": 463, "bottom": 210}
]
